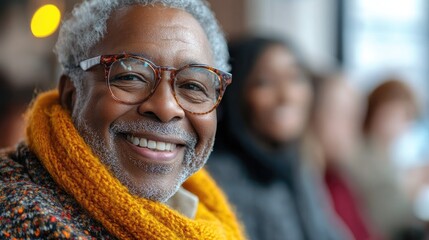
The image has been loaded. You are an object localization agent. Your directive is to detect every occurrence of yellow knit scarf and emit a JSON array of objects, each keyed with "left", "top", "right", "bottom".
[{"left": 26, "top": 90, "right": 245, "bottom": 240}]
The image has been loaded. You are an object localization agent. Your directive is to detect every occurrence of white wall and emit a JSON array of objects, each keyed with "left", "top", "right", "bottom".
[{"left": 246, "top": 0, "right": 338, "bottom": 71}]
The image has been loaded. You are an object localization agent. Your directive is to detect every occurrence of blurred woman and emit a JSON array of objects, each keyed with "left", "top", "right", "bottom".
[
  {"left": 309, "top": 73, "right": 379, "bottom": 239},
  {"left": 354, "top": 79, "right": 423, "bottom": 239},
  {"left": 363, "top": 79, "right": 418, "bottom": 151},
  {"left": 208, "top": 36, "right": 349, "bottom": 240}
]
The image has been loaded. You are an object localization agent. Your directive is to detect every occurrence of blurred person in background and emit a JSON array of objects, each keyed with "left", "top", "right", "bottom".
[
  {"left": 308, "top": 73, "right": 380, "bottom": 239},
  {"left": 0, "top": 69, "right": 33, "bottom": 148},
  {"left": 363, "top": 79, "right": 418, "bottom": 152},
  {"left": 348, "top": 78, "right": 425, "bottom": 239},
  {"left": 208, "top": 36, "right": 350, "bottom": 240}
]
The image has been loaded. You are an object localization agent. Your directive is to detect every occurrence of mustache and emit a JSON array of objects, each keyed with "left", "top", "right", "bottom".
[{"left": 110, "top": 118, "right": 198, "bottom": 148}]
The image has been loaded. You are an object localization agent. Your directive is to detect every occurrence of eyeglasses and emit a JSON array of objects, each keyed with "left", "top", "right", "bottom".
[{"left": 79, "top": 53, "right": 232, "bottom": 115}]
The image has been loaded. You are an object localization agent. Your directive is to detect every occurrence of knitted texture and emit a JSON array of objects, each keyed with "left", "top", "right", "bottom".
[{"left": 26, "top": 90, "right": 245, "bottom": 240}]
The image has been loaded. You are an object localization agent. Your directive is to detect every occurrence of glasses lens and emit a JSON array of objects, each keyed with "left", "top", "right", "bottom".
[
  {"left": 174, "top": 67, "right": 221, "bottom": 113},
  {"left": 108, "top": 57, "right": 156, "bottom": 104}
]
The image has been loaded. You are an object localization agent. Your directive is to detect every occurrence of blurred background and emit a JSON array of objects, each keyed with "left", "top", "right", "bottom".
[
  {"left": 211, "top": 0, "right": 429, "bottom": 104},
  {"left": 1, "top": 0, "right": 428, "bottom": 109},
  {"left": 1, "top": 0, "right": 429, "bottom": 238},
  {"left": 2, "top": 0, "right": 428, "bottom": 98}
]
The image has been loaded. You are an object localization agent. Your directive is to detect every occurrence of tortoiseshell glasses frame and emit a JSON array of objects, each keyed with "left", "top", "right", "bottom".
[{"left": 79, "top": 53, "right": 232, "bottom": 115}]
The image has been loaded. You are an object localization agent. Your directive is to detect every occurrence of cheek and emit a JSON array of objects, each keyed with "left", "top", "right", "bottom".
[
  {"left": 76, "top": 82, "right": 129, "bottom": 137},
  {"left": 290, "top": 82, "right": 312, "bottom": 109},
  {"left": 246, "top": 88, "right": 276, "bottom": 118},
  {"left": 187, "top": 112, "right": 217, "bottom": 149}
]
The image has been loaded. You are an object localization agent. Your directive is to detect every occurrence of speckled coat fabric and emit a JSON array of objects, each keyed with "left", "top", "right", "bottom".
[{"left": 0, "top": 143, "right": 116, "bottom": 239}]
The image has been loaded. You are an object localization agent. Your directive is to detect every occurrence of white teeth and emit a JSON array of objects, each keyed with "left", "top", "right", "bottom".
[
  {"left": 127, "top": 135, "right": 177, "bottom": 152},
  {"left": 139, "top": 138, "right": 147, "bottom": 147},
  {"left": 132, "top": 137, "right": 139, "bottom": 146},
  {"left": 148, "top": 140, "right": 156, "bottom": 149},
  {"left": 157, "top": 142, "right": 166, "bottom": 151}
]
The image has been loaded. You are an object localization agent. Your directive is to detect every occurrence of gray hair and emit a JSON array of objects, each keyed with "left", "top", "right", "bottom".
[{"left": 54, "top": 0, "right": 229, "bottom": 88}]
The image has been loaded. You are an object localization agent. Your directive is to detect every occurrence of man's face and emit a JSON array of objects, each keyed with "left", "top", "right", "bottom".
[{"left": 65, "top": 5, "right": 217, "bottom": 202}]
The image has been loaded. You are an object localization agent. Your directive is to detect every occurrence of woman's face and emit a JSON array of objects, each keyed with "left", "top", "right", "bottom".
[{"left": 244, "top": 44, "right": 312, "bottom": 146}]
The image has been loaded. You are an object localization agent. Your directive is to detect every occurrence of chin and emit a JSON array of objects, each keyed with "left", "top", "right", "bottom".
[
  {"left": 124, "top": 176, "right": 182, "bottom": 202},
  {"left": 109, "top": 160, "right": 186, "bottom": 202},
  {"left": 270, "top": 129, "right": 301, "bottom": 142}
]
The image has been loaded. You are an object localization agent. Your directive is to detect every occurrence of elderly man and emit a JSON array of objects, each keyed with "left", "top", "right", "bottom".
[{"left": 0, "top": 0, "right": 244, "bottom": 239}]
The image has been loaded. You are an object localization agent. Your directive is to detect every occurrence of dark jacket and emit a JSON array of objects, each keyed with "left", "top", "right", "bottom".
[{"left": 208, "top": 133, "right": 349, "bottom": 240}]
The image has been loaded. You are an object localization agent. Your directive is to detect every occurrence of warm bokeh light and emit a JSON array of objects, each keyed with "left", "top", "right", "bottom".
[{"left": 30, "top": 4, "right": 61, "bottom": 38}]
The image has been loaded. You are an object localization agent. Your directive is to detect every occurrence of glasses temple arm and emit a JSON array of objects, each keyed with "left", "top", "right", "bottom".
[{"left": 79, "top": 56, "right": 102, "bottom": 71}]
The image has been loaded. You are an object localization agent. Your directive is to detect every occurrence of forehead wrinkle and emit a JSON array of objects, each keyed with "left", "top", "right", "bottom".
[
  {"left": 125, "top": 29, "right": 210, "bottom": 66},
  {"left": 108, "top": 6, "right": 206, "bottom": 43},
  {"left": 92, "top": 6, "right": 213, "bottom": 66},
  {"left": 146, "top": 23, "right": 205, "bottom": 46}
]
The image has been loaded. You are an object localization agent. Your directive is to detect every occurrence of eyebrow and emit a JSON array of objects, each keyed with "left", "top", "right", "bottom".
[
  {"left": 126, "top": 52, "right": 205, "bottom": 68},
  {"left": 125, "top": 52, "right": 153, "bottom": 60}
]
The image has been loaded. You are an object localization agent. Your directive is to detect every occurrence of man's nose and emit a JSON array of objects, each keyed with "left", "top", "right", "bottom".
[{"left": 137, "top": 77, "right": 185, "bottom": 122}]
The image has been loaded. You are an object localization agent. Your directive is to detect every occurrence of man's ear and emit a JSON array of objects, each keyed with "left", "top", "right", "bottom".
[{"left": 58, "top": 75, "right": 76, "bottom": 112}]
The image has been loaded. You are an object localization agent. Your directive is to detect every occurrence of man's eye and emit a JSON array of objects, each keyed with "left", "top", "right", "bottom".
[
  {"left": 179, "top": 81, "right": 206, "bottom": 92},
  {"left": 113, "top": 74, "right": 143, "bottom": 82}
]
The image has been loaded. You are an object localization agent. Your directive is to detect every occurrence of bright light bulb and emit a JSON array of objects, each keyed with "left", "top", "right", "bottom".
[{"left": 31, "top": 4, "right": 61, "bottom": 38}]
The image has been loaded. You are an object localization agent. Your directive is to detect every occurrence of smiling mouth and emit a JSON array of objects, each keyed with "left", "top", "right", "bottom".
[{"left": 126, "top": 134, "right": 177, "bottom": 152}]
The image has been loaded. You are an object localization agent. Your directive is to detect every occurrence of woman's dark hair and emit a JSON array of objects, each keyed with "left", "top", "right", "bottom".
[
  {"left": 220, "top": 36, "right": 310, "bottom": 122},
  {"left": 215, "top": 35, "right": 312, "bottom": 152},
  {"left": 227, "top": 36, "right": 307, "bottom": 98}
]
